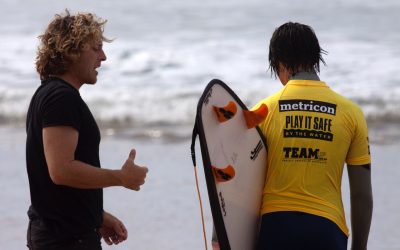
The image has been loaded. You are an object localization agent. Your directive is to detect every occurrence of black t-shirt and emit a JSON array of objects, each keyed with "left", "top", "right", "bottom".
[{"left": 26, "top": 77, "right": 103, "bottom": 237}]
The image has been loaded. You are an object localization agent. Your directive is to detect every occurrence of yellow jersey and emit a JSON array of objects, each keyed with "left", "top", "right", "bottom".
[{"left": 254, "top": 79, "right": 371, "bottom": 236}]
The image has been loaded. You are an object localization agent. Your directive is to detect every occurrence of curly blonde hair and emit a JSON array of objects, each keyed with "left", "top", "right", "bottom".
[{"left": 36, "top": 10, "right": 111, "bottom": 80}]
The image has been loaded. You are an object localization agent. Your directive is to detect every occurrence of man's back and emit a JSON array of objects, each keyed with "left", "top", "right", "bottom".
[{"left": 255, "top": 77, "right": 371, "bottom": 236}]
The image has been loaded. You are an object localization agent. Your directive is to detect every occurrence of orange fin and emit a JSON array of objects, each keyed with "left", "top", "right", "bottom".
[
  {"left": 212, "top": 165, "right": 235, "bottom": 182},
  {"left": 213, "top": 101, "right": 237, "bottom": 123},
  {"left": 243, "top": 104, "right": 268, "bottom": 129}
]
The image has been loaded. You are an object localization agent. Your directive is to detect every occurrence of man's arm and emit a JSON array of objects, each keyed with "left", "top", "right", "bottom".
[
  {"left": 43, "top": 126, "right": 148, "bottom": 190},
  {"left": 347, "top": 164, "right": 373, "bottom": 250}
]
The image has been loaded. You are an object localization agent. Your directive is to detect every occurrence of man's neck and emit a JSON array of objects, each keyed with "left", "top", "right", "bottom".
[
  {"left": 290, "top": 71, "right": 320, "bottom": 81},
  {"left": 53, "top": 74, "right": 83, "bottom": 90}
]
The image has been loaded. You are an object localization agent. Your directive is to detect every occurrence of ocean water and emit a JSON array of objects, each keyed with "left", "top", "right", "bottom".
[{"left": 1, "top": 0, "right": 400, "bottom": 142}]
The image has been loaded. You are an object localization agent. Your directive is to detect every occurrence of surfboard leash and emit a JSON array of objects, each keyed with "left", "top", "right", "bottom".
[{"left": 191, "top": 122, "right": 209, "bottom": 250}]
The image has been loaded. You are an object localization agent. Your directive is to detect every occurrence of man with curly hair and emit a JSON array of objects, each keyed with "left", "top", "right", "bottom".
[{"left": 26, "top": 10, "right": 148, "bottom": 249}]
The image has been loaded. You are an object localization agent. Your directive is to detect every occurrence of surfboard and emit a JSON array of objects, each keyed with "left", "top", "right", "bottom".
[{"left": 191, "top": 79, "right": 268, "bottom": 250}]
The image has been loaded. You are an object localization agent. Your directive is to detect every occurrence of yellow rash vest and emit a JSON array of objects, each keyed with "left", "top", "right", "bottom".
[{"left": 254, "top": 79, "right": 371, "bottom": 235}]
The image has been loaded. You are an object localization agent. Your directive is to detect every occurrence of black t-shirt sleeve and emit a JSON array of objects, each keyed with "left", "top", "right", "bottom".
[{"left": 42, "top": 89, "right": 81, "bottom": 131}]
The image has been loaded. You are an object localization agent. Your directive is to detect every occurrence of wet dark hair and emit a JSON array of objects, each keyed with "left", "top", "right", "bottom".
[{"left": 268, "top": 22, "right": 327, "bottom": 77}]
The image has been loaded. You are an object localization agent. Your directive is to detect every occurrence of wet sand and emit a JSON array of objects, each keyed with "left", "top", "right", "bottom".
[{"left": 0, "top": 126, "right": 398, "bottom": 249}]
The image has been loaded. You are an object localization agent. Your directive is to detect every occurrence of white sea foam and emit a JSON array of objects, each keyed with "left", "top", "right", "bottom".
[{"left": 0, "top": 0, "right": 399, "bottom": 134}]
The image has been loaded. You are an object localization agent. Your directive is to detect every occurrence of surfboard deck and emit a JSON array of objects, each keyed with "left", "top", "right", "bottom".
[{"left": 191, "top": 79, "right": 268, "bottom": 250}]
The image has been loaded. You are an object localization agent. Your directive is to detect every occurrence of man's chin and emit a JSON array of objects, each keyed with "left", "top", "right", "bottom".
[{"left": 85, "top": 78, "right": 98, "bottom": 85}]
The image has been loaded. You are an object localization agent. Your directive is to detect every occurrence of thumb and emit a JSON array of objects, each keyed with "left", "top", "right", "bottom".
[{"left": 128, "top": 149, "right": 136, "bottom": 162}]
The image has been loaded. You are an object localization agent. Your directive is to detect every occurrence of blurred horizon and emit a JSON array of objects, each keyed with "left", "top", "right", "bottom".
[{"left": 1, "top": 0, "right": 399, "bottom": 143}]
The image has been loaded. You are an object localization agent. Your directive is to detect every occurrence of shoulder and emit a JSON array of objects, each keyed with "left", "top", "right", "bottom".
[
  {"left": 30, "top": 78, "right": 83, "bottom": 113},
  {"left": 42, "top": 77, "right": 78, "bottom": 93},
  {"left": 329, "top": 90, "right": 364, "bottom": 115},
  {"left": 40, "top": 78, "right": 81, "bottom": 101},
  {"left": 252, "top": 89, "right": 284, "bottom": 110}
]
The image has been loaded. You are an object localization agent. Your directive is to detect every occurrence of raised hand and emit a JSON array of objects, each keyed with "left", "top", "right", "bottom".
[{"left": 120, "top": 149, "right": 148, "bottom": 190}]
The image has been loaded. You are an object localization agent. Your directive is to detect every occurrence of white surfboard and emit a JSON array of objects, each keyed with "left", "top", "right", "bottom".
[{"left": 191, "top": 79, "right": 268, "bottom": 250}]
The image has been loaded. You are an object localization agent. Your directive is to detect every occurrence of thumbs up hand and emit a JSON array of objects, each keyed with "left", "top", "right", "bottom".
[{"left": 120, "top": 149, "right": 148, "bottom": 191}]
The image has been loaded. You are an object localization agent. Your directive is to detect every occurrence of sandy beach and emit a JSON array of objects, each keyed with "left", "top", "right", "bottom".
[{"left": 0, "top": 125, "right": 399, "bottom": 250}]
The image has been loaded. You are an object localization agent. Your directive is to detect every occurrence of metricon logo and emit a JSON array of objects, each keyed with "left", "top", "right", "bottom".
[
  {"left": 280, "top": 99, "right": 336, "bottom": 142},
  {"left": 279, "top": 99, "right": 336, "bottom": 115}
]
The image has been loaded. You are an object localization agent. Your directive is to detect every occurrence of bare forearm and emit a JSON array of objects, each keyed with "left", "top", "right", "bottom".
[
  {"left": 44, "top": 126, "right": 147, "bottom": 190},
  {"left": 350, "top": 193, "right": 373, "bottom": 250},
  {"left": 51, "top": 160, "right": 122, "bottom": 189},
  {"left": 348, "top": 164, "right": 373, "bottom": 250}
]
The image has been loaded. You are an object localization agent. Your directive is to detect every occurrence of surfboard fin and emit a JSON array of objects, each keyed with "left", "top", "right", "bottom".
[
  {"left": 212, "top": 165, "right": 235, "bottom": 182},
  {"left": 213, "top": 101, "right": 237, "bottom": 123},
  {"left": 243, "top": 104, "right": 268, "bottom": 129}
]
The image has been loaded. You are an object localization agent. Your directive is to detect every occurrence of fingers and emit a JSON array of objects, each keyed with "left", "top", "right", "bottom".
[
  {"left": 135, "top": 166, "right": 148, "bottom": 190},
  {"left": 212, "top": 241, "right": 221, "bottom": 250},
  {"left": 103, "top": 234, "right": 123, "bottom": 245},
  {"left": 103, "top": 236, "right": 112, "bottom": 245},
  {"left": 111, "top": 235, "right": 122, "bottom": 245},
  {"left": 116, "top": 221, "right": 128, "bottom": 241},
  {"left": 100, "top": 222, "right": 128, "bottom": 245},
  {"left": 100, "top": 228, "right": 115, "bottom": 245}
]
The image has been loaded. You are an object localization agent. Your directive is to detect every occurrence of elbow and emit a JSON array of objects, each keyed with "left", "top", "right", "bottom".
[
  {"left": 49, "top": 170, "right": 66, "bottom": 185},
  {"left": 351, "top": 192, "right": 373, "bottom": 210},
  {"left": 350, "top": 184, "right": 373, "bottom": 210},
  {"left": 48, "top": 164, "right": 70, "bottom": 186}
]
